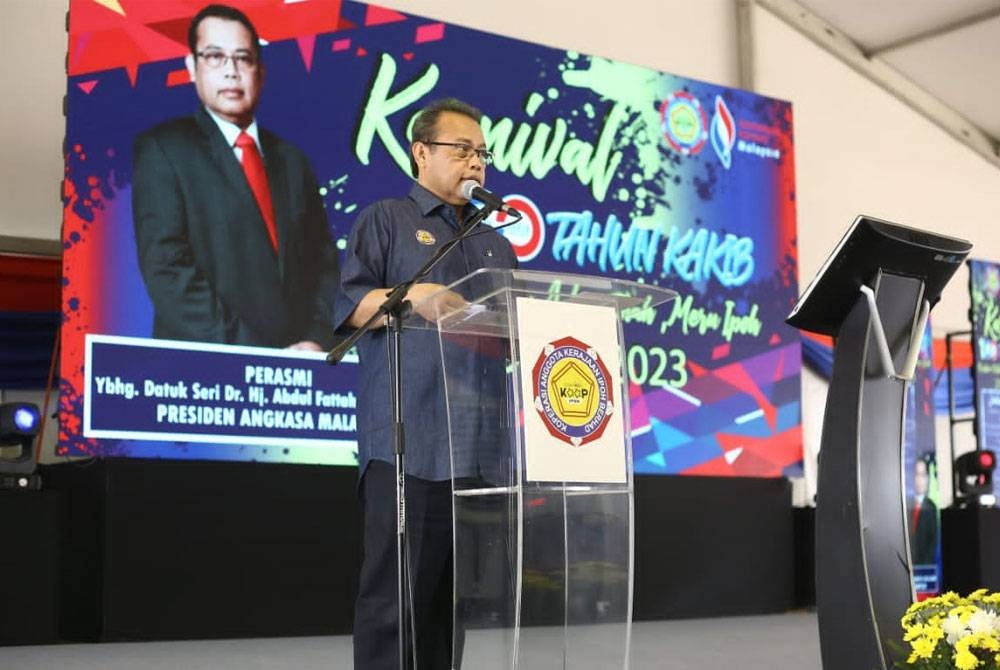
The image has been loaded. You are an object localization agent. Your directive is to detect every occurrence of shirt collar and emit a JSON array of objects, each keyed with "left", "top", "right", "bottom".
[
  {"left": 407, "top": 182, "right": 476, "bottom": 223},
  {"left": 204, "top": 106, "right": 261, "bottom": 153}
]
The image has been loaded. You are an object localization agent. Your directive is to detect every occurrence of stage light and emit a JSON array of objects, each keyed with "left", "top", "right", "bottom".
[
  {"left": 0, "top": 401, "right": 41, "bottom": 477},
  {"left": 10, "top": 405, "right": 40, "bottom": 434},
  {"left": 954, "top": 449, "right": 996, "bottom": 506}
]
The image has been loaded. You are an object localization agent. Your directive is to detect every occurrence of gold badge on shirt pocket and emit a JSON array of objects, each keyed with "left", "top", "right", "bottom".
[{"left": 415, "top": 229, "right": 436, "bottom": 245}]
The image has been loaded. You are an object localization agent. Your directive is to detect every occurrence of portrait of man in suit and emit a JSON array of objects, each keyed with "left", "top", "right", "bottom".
[
  {"left": 908, "top": 454, "right": 939, "bottom": 566},
  {"left": 132, "top": 3, "right": 338, "bottom": 350}
]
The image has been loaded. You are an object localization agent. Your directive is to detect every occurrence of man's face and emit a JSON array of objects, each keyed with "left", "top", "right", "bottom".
[
  {"left": 412, "top": 112, "right": 487, "bottom": 206},
  {"left": 914, "top": 460, "right": 929, "bottom": 496},
  {"left": 185, "top": 17, "right": 263, "bottom": 127}
]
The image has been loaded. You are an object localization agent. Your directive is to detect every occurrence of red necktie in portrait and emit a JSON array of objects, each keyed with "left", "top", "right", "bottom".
[{"left": 236, "top": 131, "right": 278, "bottom": 252}]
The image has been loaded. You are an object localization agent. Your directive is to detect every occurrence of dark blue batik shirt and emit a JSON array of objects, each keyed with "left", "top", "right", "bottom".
[{"left": 334, "top": 183, "right": 518, "bottom": 481}]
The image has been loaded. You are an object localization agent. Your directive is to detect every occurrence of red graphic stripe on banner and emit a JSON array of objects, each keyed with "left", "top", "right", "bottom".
[
  {"left": 364, "top": 5, "right": 407, "bottom": 26},
  {"left": 165, "top": 69, "right": 190, "bottom": 87},
  {"left": 415, "top": 23, "right": 445, "bottom": 44}
]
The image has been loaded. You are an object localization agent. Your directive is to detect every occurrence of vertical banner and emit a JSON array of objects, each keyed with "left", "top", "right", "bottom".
[
  {"left": 903, "top": 319, "right": 941, "bottom": 597},
  {"left": 969, "top": 259, "right": 1000, "bottom": 454},
  {"left": 62, "top": 0, "right": 799, "bottom": 474}
]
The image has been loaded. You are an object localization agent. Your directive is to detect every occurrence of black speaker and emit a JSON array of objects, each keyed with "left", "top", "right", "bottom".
[
  {"left": 0, "top": 489, "right": 60, "bottom": 644},
  {"left": 941, "top": 506, "right": 1000, "bottom": 594},
  {"left": 42, "top": 458, "right": 361, "bottom": 641}
]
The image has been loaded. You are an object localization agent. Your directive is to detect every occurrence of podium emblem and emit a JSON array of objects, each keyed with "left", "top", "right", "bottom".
[{"left": 531, "top": 336, "right": 615, "bottom": 447}]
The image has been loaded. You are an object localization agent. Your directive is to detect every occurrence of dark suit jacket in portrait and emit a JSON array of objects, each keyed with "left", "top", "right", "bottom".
[
  {"left": 132, "top": 107, "right": 338, "bottom": 348},
  {"left": 908, "top": 496, "right": 938, "bottom": 566}
]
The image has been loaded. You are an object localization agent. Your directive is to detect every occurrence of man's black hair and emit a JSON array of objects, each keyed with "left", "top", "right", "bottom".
[
  {"left": 409, "top": 98, "right": 484, "bottom": 177},
  {"left": 188, "top": 4, "right": 262, "bottom": 60}
]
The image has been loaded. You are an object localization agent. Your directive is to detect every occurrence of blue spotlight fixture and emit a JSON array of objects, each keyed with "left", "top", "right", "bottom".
[{"left": 1, "top": 401, "right": 42, "bottom": 480}]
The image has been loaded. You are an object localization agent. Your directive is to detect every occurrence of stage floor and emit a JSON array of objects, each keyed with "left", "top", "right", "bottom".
[{"left": 0, "top": 611, "right": 821, "bottom": 669}]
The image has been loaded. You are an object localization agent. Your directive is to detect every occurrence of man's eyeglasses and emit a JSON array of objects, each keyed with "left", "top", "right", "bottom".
[
  {"left": 196, "top": 50, "right": 258, "bottom": 71},
  {"left": 423, "top": 141, "right": 494, "bottom": 165}
]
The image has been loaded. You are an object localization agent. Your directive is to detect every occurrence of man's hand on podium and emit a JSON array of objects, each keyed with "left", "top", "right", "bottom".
[{"left": 407, "top": 283, "right": 468, "bottom": 322}]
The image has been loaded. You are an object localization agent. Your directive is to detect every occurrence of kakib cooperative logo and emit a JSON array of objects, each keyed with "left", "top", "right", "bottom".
[{"left": 531, "top": 336, "right": 614, "bottom": 447}]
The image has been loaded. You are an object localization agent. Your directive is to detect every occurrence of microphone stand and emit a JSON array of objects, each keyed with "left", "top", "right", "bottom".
[{"left": 327, "top": 200, "right": 501, "bottom": 670}]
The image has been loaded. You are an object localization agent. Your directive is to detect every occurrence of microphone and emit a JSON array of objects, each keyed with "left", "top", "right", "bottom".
[{"left": 460, "top": 180, "right": 520, "bottom": 217}]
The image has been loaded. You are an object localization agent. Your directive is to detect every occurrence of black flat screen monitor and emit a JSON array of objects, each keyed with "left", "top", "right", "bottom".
[{"left": 787, "top": 215, "right": 972, "bottom": 336}]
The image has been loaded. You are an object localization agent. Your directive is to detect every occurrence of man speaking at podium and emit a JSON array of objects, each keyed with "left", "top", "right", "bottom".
[
  {"left": 335, "top": 98, "right": 517, "bottom": 669},
  {"left": 132, "top": 4, "right": 338, "bottom": 349}
]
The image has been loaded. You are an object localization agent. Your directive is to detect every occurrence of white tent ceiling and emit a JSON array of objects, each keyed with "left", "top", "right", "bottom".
[{"left": 795, "top": 0, "right": 1000, "bottom": 142}]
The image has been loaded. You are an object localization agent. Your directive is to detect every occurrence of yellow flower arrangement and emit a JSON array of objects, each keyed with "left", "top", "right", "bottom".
[{"left": 899, "top": 590, "right": 1000, "bottom": 670}]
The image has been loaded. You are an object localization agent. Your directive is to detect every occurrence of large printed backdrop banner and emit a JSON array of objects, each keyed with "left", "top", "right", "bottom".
[{"left": 61, "top": 0, "right": 801, "bottom": 476}]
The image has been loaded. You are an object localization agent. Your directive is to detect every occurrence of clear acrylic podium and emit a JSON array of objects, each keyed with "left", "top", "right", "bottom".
[{"left": 407, "top": 269, "right": 675, "bottom": 670}]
